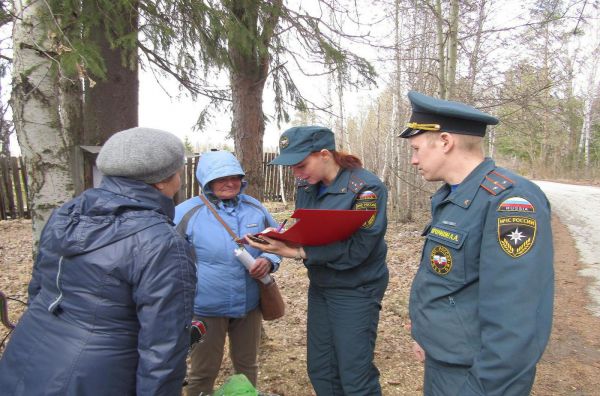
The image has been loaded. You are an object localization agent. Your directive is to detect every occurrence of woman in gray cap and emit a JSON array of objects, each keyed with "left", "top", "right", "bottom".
[
  {"left": 246, "top": 126, "right": 389, "bottom": 396},
  {"left": 0, "top": 127, "right": 197, "bottom": 396}
]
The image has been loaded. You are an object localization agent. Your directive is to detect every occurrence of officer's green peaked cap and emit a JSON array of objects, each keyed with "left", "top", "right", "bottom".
[
  {"left": 270, "top": 126, "right": 335, "bottom": 166},
  {"left": 399, "top": 91, "right": 499, "bottom": 138}
]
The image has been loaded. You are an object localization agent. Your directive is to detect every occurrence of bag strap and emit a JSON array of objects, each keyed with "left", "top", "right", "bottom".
[{"left": 199, "top": 194, "right": 242, "bottom": 246}]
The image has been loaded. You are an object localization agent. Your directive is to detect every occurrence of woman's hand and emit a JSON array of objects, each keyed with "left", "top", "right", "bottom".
[
  {"left": 245, "top": 234, "right": 304, "bottom": 259},
  {"left": 249, "top": 258, "right": 272, "bottom": 280}
]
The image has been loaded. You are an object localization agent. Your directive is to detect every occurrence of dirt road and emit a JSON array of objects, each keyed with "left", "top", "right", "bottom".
[
  {"left": 531, "top": 181, "right": 600, "bottom": 395},
  {"left": 534, "top": 181, "right": 600, "bottom": 317}
]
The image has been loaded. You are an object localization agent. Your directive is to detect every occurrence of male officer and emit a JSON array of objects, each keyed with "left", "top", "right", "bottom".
[{"left": 401, "top": 91, "right": 554, "bottom": 396}]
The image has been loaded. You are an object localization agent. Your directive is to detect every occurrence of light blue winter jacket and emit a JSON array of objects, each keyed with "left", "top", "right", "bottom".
[{"left": 174, "top": 151, "right": 281, "bottom": 317}]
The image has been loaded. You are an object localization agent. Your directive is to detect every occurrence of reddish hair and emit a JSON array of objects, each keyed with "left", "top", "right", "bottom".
[{"left": 331, "top": 150, "right": 362, "bottom": 169}]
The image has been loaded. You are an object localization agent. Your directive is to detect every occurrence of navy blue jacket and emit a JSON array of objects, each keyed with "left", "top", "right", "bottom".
[
  {"left": 409, "top": 158, "right": 554, "bottom": 395},
  {"left": 298, "top": 167, "right": 388, "bottom": 288},
  {"left": 0, "top": 176, "right": 197, "bottom": 396}
]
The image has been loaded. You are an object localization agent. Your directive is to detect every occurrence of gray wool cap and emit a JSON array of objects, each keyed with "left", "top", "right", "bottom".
[{"left": 96, "top": 127, "right": 185, "bottom": 184}]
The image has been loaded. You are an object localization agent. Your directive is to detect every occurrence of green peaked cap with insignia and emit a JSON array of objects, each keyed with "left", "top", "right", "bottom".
[
  {"left": 399, "top": 91, "right": 499, "bottom": 138},
  {"left": 270, "top": 126, "right": 336, "bottom": 166}
]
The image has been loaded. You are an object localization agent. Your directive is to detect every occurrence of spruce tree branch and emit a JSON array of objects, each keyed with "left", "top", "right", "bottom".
[{"left": 138, "top": 42, "right": 230, "bottom": 102}]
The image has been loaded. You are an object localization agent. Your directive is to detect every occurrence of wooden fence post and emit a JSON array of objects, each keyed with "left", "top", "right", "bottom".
[
  {"left": 1, "top": 152, "right": 296, "bottom": 220},
  {"left": 11, "top": 157, "right": 26, "bottom": 218},
  {"left": 0, "top": 157, "right": 16, "bottom": 219}
]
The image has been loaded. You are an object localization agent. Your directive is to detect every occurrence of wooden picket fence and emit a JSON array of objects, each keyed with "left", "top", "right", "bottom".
[
  {"left": 0, "top": 153, "right": 295, "bottom": 220},
  {"left": 0, "top": 157, "right": 29, "bottom": 220},
  {"left": 178, "top": 152, "right": 296, "bottom": 203}
]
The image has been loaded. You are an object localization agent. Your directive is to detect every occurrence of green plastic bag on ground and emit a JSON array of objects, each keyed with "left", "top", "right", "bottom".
[{"left": 213, "top": 374, "right": 258, "bottom": 396}]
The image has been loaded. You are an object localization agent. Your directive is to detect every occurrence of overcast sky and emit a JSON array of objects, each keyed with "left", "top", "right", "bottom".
[{"left": 8, "top": 0, "right": 599, "bottom": 156}]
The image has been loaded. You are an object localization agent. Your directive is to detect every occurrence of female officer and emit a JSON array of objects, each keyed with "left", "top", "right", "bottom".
[{"left": 246, "top": 126, "right": 389, "bottom": 396}]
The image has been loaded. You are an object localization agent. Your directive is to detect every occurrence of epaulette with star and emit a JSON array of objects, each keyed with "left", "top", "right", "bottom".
[
  {"left": 480, "top": 170, "right": 513, "bottom": 196},
  {"left": 349, "top": 174, "right": 366, "bottom": 193}
]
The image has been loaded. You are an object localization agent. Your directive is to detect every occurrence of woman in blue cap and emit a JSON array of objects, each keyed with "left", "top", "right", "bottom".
[
  {"left": 0, "top": 127, "right": 197, "bottom": 396},
  {"left": 174, "top": 150, "right": 281, "bottom": 396},
  {"left": 246, "top": 126, "right": 389, "bottom": 396}
]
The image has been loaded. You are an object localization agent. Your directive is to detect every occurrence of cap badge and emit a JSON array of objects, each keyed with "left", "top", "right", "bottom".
[{"left": 279, "top": 135, "right": 290, "bottom": 150}]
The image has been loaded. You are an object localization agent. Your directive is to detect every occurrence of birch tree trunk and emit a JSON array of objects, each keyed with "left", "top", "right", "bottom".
[
  {"left": 278, "top": 165, "right": 287, "bottom": 206},
  {"left": 446, "top": 0, "right": 459, "bottom": 99},
  {"left": 12, "top": 0, "right": 79, "bottom": 245},
  {"left": 381, "top": 93, "right": 396, "bottom": 185},
  {"left": 466, "top": 0, "right": 487, "bottom": 102},
  {"left": 579, "top": 98, "right": 592, "bottom": 168},
  {"left": 578, "top": 39, "right": 600, "bottom": 171},
  {"left": 337, "top": 76, "right": 350, "bottom": 151},
  {"left": 434, "top": 0, "right": 446, "bottom": 98}
]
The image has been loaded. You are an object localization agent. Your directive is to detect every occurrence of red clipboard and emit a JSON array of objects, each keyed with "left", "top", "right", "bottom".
[{"left": 258, "top": 209, "right": 376, "bottom": 246}]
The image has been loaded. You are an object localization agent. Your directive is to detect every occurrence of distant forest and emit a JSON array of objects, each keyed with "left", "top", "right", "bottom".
[{"left": 0, "top": 0, "right": 598, "bottom": 233}]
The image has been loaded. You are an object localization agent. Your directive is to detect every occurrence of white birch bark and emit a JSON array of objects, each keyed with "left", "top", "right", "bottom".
[
  {"left": 12, "top": 0, "right": 76, "bottom": 245},
  {"left": 446, "top": 0, "right": 459, "bottom": 99},
  {"left": 578, "top": 38, "right": 600, "bottom": 169},
  {"left": 434, "top": 0, "right": 446, "bottom": 98},
  {"left": 381, "top": 93, "right": 396, "bottom": 183},
  {"left": 277, "top": 165, "right": 287, "bottom": 206}
]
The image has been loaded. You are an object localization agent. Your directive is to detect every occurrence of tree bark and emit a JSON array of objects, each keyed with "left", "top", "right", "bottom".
[
  {"left": 12, "top": 0, "right": 78, "bottom": 245},
  {"left": 466, "top": 0, "right": 487, "bottom": 103},
  {"left": 230, "top": 74, "right": 267, "bottom": 200},
  {"left": 446, "top": 0, "right": 459, "bottom": 99},
  {"left": 434, "top": 0, "right": 446, "bottom": 98},
  {"left": 227, "top": 0, "right": 281, "bottom": 201},
  {"left": 83, "top": 1, "right": 138, "bottom": 145}
]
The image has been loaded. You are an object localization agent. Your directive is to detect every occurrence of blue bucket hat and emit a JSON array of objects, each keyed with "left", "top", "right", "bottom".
[
  {"left": 270, "top": 126, "right": 336, "bottom": 166},
  {"left": 399, "top": 91, "right": 499, "bottom": 138}
]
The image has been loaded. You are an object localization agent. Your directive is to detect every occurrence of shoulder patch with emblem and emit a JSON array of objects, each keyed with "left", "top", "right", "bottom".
[
  {"left": 497, "top": 216, "right": 537, "bottom": 258},
  {"left": 481, "top": 170, "right": 513, "bottom": 196},
  {"left": 498, "top": 196, "right": 535, "bottom": 213},
  {"left": 354, "top": 190, "right": 377, "bottom": 228},
  {"left": 430, "top": 245, "right": 453, "bottom": 275}
]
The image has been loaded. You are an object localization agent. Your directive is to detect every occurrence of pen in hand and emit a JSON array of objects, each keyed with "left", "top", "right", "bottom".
[{"left": 275, "top": 219, "right": 288, "bottom": 233}]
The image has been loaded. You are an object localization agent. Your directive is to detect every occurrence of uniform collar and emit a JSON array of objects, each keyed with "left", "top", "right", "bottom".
[
  {"left": 300, "top": 168, "right": 351, "bottom": 196},
  {"left": 327, "top": 168, "right": 352, "bottom": 194},
  {"left": 433, "top": 158, "right": 496, "bottom": 208}
]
